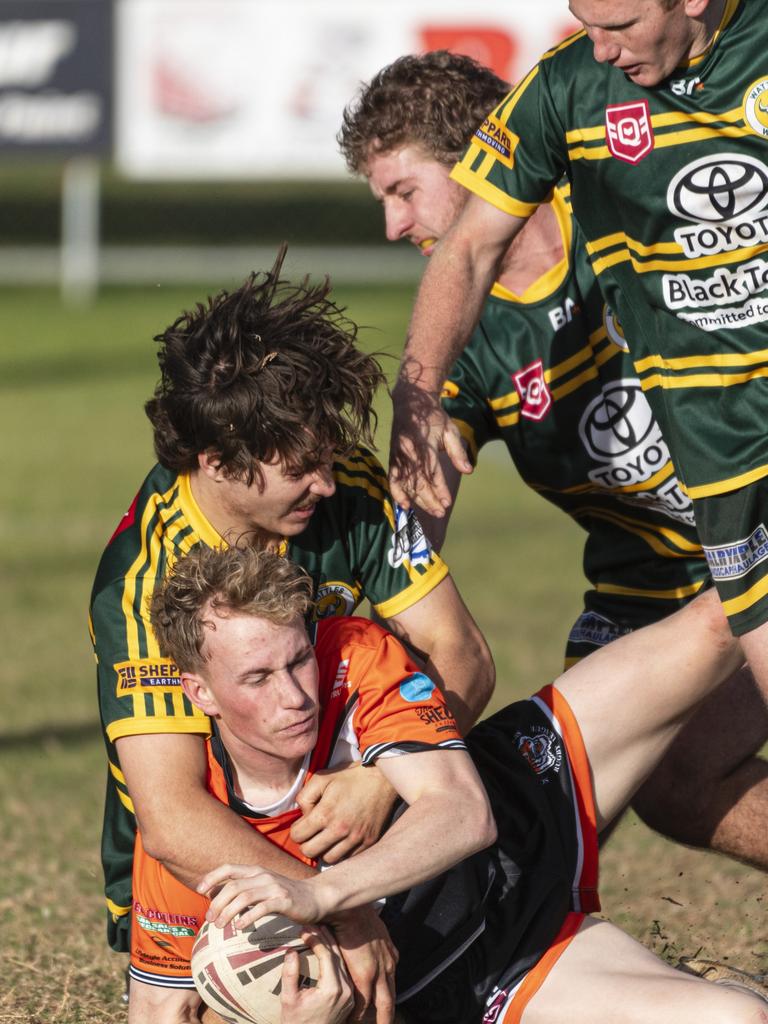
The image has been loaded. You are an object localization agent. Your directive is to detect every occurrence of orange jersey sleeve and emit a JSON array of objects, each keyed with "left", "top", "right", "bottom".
[{"left": 313, "top": 617, "right": 466, "bottom": 765}]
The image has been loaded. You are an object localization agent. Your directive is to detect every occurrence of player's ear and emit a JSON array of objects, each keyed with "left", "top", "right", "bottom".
[
  {"left": 198, "top": 450, "right": 226, "bottom": 481},
  {"left": 683, "top": 0, "right": 710, "bottom": 18},
  {"left": 181, "top": 671, "right": 220, "bottom": 716}
]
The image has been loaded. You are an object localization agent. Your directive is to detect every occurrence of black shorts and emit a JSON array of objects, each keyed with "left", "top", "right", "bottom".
[{"left": 389, "top": 685, "right": 598, "bottom": 1024}]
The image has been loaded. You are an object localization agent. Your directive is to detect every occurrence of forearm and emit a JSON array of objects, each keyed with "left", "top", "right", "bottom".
[
  {"left": 396, "top": 222, "right": 505, "bottom": 396},
  {"left": 424, "top": 630, "right": 494, "bottom": 735},
  {"left": 313, "top": 786, "right": 496, "bottom": 916},
  {"left": 117, "top": 732, "right": 315, "bottom": 889},
  {"left": 143, "top": 789, "right": 316, "bottom": 887}
]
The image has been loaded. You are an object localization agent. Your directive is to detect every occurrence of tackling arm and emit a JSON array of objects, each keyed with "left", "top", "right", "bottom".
[
  {"left": 200, "top": 746, "right": 496, "bottom": 928},
  {"left": 116, "top": 732, "right": 317, "bottom": 886},
  {"left": 390, "top": 194, "right": 526, "bottom": 514},
  {"left": 385, "top": 575, "right": 495, "bottom": 734}
]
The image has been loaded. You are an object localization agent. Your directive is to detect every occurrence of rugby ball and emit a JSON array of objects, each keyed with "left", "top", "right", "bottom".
[{"left": 191, "top": 913, "right": 320, "bottom": 1024}]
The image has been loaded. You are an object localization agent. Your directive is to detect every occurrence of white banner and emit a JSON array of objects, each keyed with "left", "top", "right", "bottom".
[{"left": 116, "top": 0, "right": 578, "bottom": 179}]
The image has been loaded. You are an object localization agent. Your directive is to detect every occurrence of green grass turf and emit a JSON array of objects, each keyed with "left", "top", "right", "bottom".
[{"left": 0, "top": 283, "right": 764, "bottom": 1021}]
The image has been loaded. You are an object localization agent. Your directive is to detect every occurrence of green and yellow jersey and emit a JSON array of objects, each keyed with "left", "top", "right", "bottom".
[
  {"left": 443, "top": 188, "right": 708, "bottom": 660},
  {"left": 89, "top": 450, "right": 447, "bottom": 952},
  {"left": 452, "top": 0, "right": 768, "bottom": 505}
]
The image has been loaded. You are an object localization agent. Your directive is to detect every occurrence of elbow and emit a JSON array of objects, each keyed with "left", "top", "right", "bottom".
[
  {"left": 137, "top": 822, "right": 173, "bottom": 865},
  {"left": 477, "top": 805, "right": 498, "bottom": 852}
]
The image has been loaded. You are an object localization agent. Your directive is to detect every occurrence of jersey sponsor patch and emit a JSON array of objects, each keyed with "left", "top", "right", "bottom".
[
  {"left": 605, "top": 100, "right": 654, "bottom": 164},
  {"left": 472, "top": 113, "right": 519, "bottom": 168},
  {"left": 114, "top": 658, "right": 182, "bottom": 696},
  {"left": 578, "top": 379, "right": 693, "bottom": 524},
  {"left": 743, "top": 77, "right": 768, "bottom": 139},
  {"left": 388, "top": 505, "right": 433, "bottom": 569},
  {"left": 567, "top": 611, "right": 630, "bottom": 649},
  {"left": 512, "top": 359, "right": 552, "bottom": 421},
  {"left": 399, "top": 672, "right": 436, "bottom": 703},
  {"left": 703, "top": 524, "right": 768, "bottom": 580},
  {"left": 315, "top": 581, "right": 357, "bottom": 619},
  {"left": 667, "top": 153, "right": 768, "bottom": 227},
  {"left": 515, "top": 725, "right": 562, "bottom": 778}
]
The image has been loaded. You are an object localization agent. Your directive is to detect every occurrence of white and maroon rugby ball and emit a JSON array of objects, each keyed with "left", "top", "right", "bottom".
[{"left": 191, "top": 913, "right": 320, "bottom": 1024}]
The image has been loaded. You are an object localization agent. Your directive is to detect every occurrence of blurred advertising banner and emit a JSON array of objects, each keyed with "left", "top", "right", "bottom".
[
  {"left": 116, "top": 0, "right": 578, "bottom": 180},
  {"left": 0, "top": 0, "right": 112, "bottom": 152}
]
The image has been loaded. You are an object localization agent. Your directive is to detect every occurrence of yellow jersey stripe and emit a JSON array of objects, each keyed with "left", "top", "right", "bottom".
[
  {"left": 634, "top": 346, "right": 768, "bottom": 372},
  {"left": 679, "top": 462, "right": 768, "bottom": 500},
  {"left": 721, "top": 568, "right": 768, "bottom": 617},
  {"left": 595, "top": 579, "right": 706, "bottom": 599},
  {"left": 572, "top": 506, "right": 702, "bottom": 556}
]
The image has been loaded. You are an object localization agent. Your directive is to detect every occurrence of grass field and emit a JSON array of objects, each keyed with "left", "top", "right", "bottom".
[{"left": 1, "top": 280, "right": 765, "bottom": 1022}]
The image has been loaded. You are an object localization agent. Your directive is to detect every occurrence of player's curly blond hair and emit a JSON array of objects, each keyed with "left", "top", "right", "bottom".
[
  {"left": 150, "top": 546, "right": 313, "bottom": 672},
  {"left": 338, "top": 50, "right": 510, "bottom": 172}
]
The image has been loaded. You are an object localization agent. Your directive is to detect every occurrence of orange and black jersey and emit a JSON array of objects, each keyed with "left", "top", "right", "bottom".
[{"left": 206, "top": 616, "right": 466, "bottom": 866}]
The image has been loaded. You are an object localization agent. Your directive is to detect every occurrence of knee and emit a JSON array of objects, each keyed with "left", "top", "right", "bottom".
[{"left": 128, "top": 980, "right": 201, "bottom": 1024}]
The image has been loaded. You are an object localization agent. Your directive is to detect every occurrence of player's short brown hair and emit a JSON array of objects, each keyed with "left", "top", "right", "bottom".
[
  {"left": 339, "top": 50, "right": 510, "bottom": 173},
  {"left": 150, "top": 545, "right": 313, "bottom": 672},
  {"left": 145, "top": 247, "right": 386, "bottom": 484}
]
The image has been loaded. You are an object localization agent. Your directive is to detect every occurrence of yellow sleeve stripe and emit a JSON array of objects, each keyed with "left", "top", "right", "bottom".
[
  {"left": 496, "top": 64, "right": 540, "bottom": 121},
  {"left": 572, "top": 506, "right": 703, "bottom": 556},
  {"left": 373, "top": 560, "right": 450, "bottom": 620},
  {"left": 722, "top": 569, "right": 768, "bottom": 617},
  {"left": 108, "top": 759, "right": 126, "bottom": 785},
  {"left": 679, "top": 463, "right": 768, "bottom": 500},
  {"left": 106, "top": 716, "right": 212, "bottom": 744},
  {"left": 106, "top": 898, "right": 131, "bottom": 918},
  {"left": 634, "top": 346, "right": 768, "bottom": 373},
  {"left": 116, "top": 787, "right": 135, "bottom": 814},
  {"left": 640, "top": 365, "right": 768, "bottom": 392},
  {"left": 333, "top": 469, "right": 387, "bottom": 504},
  {"left": 450, "top": 163, "right": 539, "bottom": 219},
  {"left": 122, "top": 480, "right": 181, "bottom": 660},
  {"left": 595, "top": 579, "right": 706, "bottom": 600}
]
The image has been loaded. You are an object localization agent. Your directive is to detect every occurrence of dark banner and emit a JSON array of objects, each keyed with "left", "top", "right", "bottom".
[{"left": 0, "top": 0, "right": 112, "bottom": 153}]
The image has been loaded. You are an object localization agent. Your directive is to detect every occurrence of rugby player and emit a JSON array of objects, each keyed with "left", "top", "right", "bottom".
[
  {"left": 150, "top": 544, "right": 766, "bottom": 1024},
  {"left": 339, "top": 50, "right": 768, "bottom": 870},
  {"left": 386, "top": 1, "right": 768, "bottom": 855},
  {"left": 89, "top": 251, "right": 493, "bottom": 1022}
]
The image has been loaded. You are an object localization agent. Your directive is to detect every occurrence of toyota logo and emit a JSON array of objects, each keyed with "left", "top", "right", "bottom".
[
  {"left": 579, "top": 383, "right": 656, "bottom": 460},
  {"left": 667, "top": 153, "right": 768, "bottom": 223}
]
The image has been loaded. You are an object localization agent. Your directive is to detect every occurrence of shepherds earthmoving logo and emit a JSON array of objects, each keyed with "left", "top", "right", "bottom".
[{"left": 578, "top": 380, "right": 693, "bottom": 524}]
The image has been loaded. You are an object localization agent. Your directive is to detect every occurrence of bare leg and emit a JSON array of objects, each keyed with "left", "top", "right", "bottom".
[
  {"left": 554, "top": 589, "right": 742, "bottom": 829},
  {"left": 522, "top": 917, "right": 766, "bottom": 1024},
  {"left": 632, "top": 665, "right": 768, "bottom": 869},
  {"left": 128, "top": 979, "right": 203, "bottom": 1024}
]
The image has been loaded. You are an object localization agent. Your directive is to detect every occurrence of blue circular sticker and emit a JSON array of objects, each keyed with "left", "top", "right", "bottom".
[{"left": 399, "top": 672, "right": 436, "bottom": 703}]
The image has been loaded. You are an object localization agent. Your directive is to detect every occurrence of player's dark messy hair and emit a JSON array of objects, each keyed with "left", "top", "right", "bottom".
[
  {"left": 145, "top": 247, "right": 386, "bottom": 484},
  {"left": 150, "top": 545, "right": 314, "bottom": 673},
  {"left": 339, "top": 50, "right": 510, "bottom": 173}
]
